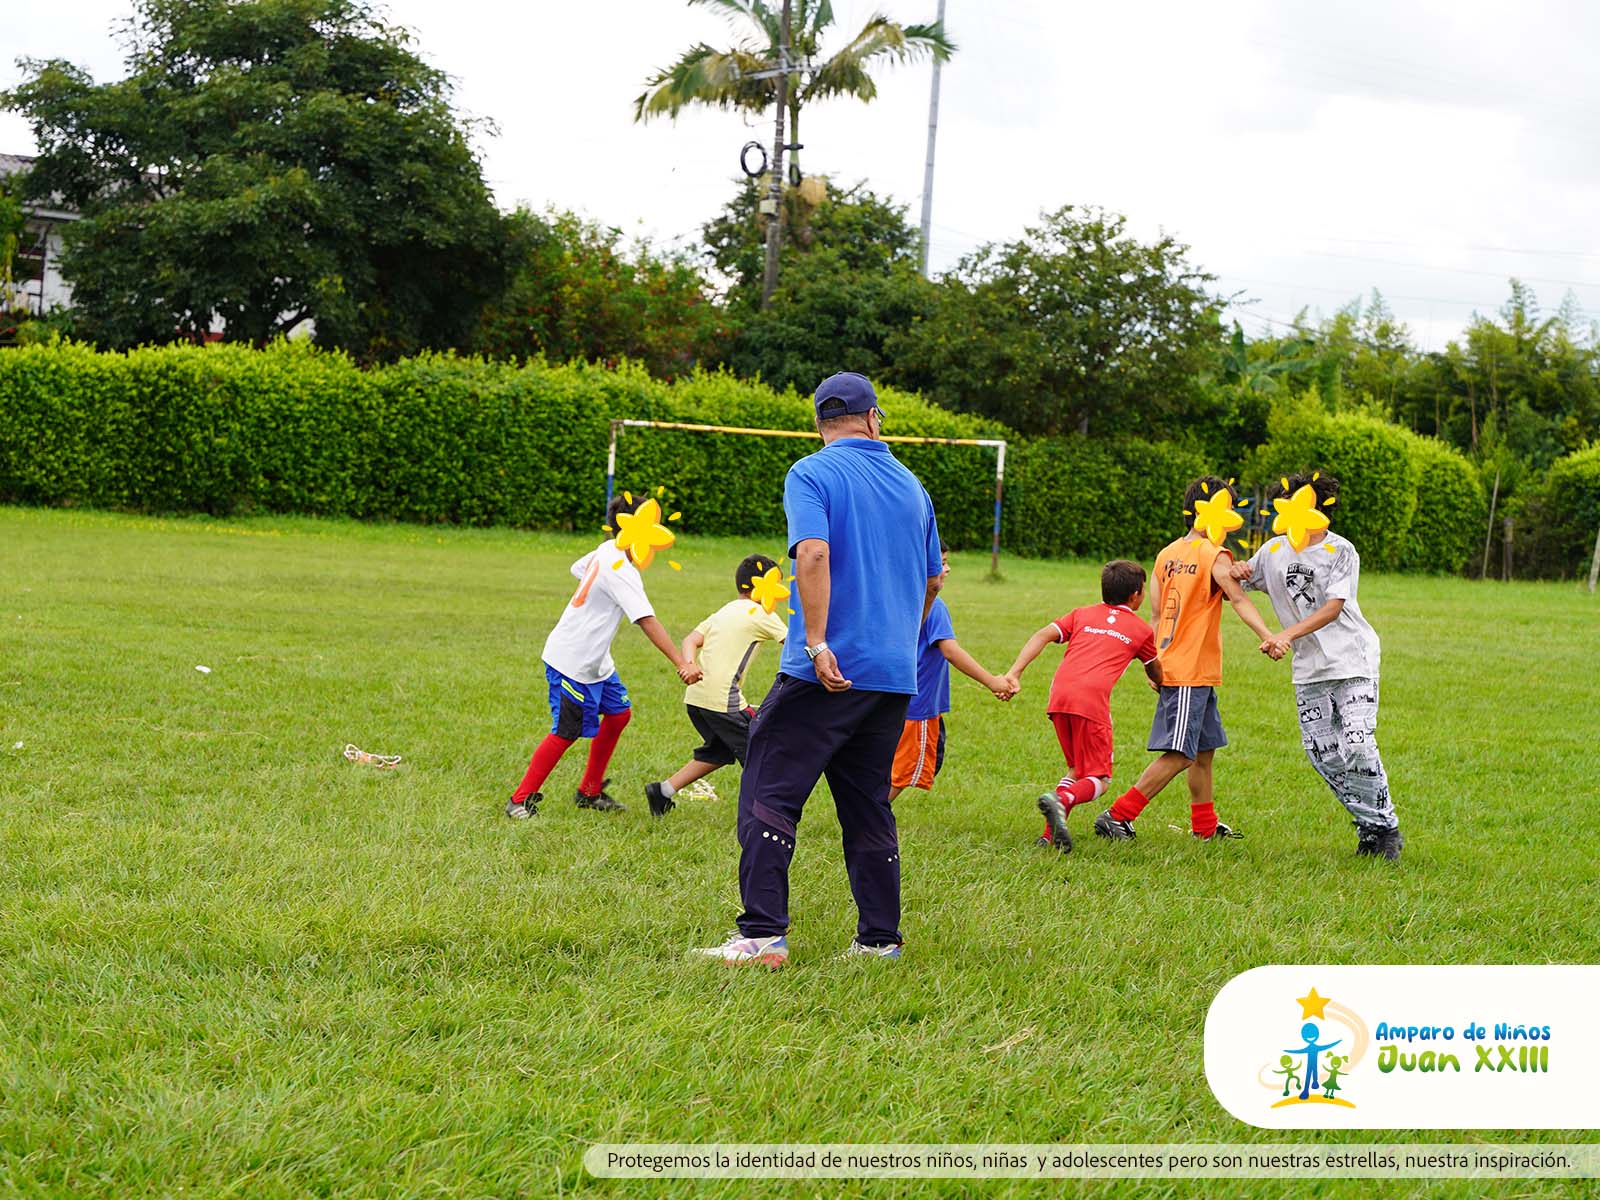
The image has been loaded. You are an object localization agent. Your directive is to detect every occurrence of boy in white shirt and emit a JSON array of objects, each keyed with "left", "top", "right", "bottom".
[
  {"left": 1232, "top": 471, "right": 1403, "bottom": 860},
  {"left": 645, "top": 554, "right": 788, "bottom": 816},
  {"left": 505, "top": 494, "right": 702, "bottom": 818}
]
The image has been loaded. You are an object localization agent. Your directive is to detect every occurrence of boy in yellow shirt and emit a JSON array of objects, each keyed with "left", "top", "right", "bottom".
[{"left": 645, "top": 554, "right": 789, "bottom": 816}]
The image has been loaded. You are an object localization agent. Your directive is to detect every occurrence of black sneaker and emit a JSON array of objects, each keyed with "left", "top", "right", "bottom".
[
  {"left": 1036, "top": 793, "right": 1072, "bottom": 852},
  {"left": 1194, "top": 821, "right": 1243, "bottom": 840},
  {"left": 1357, "top": 824, "right": 1403, "bottom": 861},
  {"left": 644, "top": 781, "right": 675, "bottom": 817},
  {"left": 576, "top": 779, "right": 625, "bottom": 813},
  {"left": 1034, "top": 836, "right": 1053, "bottom": 849},
  {"left": 1094, "top": 809, "right": 1136, "bottom": 840},
  {"left": 505, "top": 792, "right": 540, "bottom": 820}
]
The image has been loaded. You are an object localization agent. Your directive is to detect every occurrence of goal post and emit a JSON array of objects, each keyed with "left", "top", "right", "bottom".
[{"left": 606, "top": 418, "right": 1008, "bottom": 576}]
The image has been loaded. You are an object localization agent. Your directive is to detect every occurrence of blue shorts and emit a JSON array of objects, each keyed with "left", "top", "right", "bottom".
[
  {"left": 1148, "top": 685, "right": 1227, "bottom": 760},
  {"left": 546, "top": 665, "right": 631, "bottom": 739}
]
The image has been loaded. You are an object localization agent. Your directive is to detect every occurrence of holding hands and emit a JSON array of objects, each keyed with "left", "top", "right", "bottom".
[
  {"left": 1258, "top": 633, "right": 1290, "bottom": 661},
  {"left": 677, "top": 659, "right": 704, "bottom": 685},
  {"left": 988, "top": 673, "right": 1020, "bottom": 702}
]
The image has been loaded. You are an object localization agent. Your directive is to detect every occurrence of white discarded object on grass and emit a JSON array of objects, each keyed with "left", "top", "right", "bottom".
[
  {"left": 681, "top": 778, "right": 719, "bottom": 803},
  {"left": 195, "top": 665, "right": 212, "bottom": 674},
  {"left": 11, "top": 741, "right": 21, "bottom": 750},
  {"left": 344, "top": 743, "right": 402, "bottom": 769}
]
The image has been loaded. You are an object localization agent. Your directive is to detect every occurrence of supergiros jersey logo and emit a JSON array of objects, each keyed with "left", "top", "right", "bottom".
[{"left": 1205, "top": 966, "right": 1588, "bottom": 1129}]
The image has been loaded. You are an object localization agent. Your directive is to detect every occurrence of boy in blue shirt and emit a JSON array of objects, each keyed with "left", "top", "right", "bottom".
[{"left": 889, "top": 543, "right": 1017, "bottom": 800}]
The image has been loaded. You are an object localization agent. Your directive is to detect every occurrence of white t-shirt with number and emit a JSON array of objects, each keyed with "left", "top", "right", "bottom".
[{"left": 541, "top": 541, "right": 654, "bottom": 683}]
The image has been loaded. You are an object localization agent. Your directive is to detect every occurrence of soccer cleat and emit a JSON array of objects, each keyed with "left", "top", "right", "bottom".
[
  {"left": 692, "top": 933, "right": 789, "bottom": 967},
  {"left": 1193, "top": 821, "right": 1243, "bottom": 840},
  {"left": 644, "top": 781, "right": 675, "bottom": 817},
  {"left": 1036, "top": 793, "right": 1073, "bottom": 852},
  {"left": 505, "top": 792, "right": 540, "bottom": 820},
  {"left": 844, "top": 939, "right": 903, "bottom": 959},
  {"left": 1357, "top": 824, "right": 1404, "bottom": 861},
  {"left": 1094, "top": 809, "right": 1136, "bottom": 841},
  {"left": 1034, "top": 835, "right": 1054, "bottom": 849},
  {"left": 575, "top": 779, "right": 625, "bottom": 813}
]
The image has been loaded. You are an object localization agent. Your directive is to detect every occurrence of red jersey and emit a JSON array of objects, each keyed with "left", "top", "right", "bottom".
[{"left": 1045, "top": 603, "right": 1159, "bottom": 723}]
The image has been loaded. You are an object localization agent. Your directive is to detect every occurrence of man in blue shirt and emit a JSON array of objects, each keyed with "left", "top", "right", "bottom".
[{"left": 694, "top": 373, "right": 943, "bottom": 967}]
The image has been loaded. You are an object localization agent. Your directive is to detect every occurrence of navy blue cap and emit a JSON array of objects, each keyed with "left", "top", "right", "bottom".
[{"left": 812, "top": 371, "right": 885, "bottom": 419}]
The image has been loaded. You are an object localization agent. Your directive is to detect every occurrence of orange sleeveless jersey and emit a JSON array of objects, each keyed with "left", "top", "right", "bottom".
[{"left": 1152, "top": 534, "right": 1232, "bottom": 686}]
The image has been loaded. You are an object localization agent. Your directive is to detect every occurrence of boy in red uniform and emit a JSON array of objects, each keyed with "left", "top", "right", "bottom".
[
  {"left": 1093, "top": 476, "right": 1279, "bottom": 843},
  {"left": 1003, "top": 560, "right": 1162, "bottom": 852}
]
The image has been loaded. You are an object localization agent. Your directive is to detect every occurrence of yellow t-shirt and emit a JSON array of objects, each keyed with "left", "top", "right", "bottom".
[{"left": 684, "top": 597, "right": 789, "bottom": 713}]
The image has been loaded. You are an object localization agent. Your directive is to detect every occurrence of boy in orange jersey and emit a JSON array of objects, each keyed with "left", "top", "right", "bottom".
[{"left": 1093, "top": 476, "right": 1280, "bottom": 842}]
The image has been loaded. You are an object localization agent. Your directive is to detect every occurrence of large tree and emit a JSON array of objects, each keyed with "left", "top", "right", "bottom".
[
  {"left": 887, "top": 206, "right": 1223, "bottom": 438},
  {"left": 3, "top": 0, "right": 508, "bottom": 359},
  {"left": 635, "top": 0, "right": 953, "bottom": 180}
]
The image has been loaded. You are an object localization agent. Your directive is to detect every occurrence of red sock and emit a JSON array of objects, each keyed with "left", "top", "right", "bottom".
[
  {"left": 1060, "top": 778, "right": 1102, "bottom": 809},
  {"left": 579, "top": 709, "right": 632, "bottom": 795},
  {"left": 514, "top": 734, "right": 574, "bottom": 801},
  {"left": 1108, "top": 785, "right": 1149, "bottom": 823},
  {"left": 1191, "top": 801, "right": 1218, "bottom": 838}
]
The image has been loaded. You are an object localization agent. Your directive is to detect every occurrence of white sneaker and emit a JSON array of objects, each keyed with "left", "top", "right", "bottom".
[
  {"left": 692, "top": 933, "right": 788, "bottom": 967},
  {"left": 844, "top": 940, "right": 903, "bottom": 959}
]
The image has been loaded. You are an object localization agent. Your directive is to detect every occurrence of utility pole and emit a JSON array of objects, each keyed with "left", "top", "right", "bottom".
[
  {"left": 760, "top": 0, "right": 792, "bottom": 309},
  {"left": 918, "top": 0, "right": 947, "bottom": 277}
]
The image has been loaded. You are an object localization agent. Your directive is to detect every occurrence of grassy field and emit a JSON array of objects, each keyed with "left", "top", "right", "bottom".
[{"left": 1, "top": 505, "right": 1596, "bottom": 1199}]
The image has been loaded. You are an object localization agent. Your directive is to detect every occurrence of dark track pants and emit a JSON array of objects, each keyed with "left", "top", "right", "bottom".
[{"left": 735, "top": 674, "right": 909, "bottom": 947}]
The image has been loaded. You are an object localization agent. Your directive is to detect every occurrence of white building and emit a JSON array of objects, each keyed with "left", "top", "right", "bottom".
[{"left": 1, "top": 152, "right": 78, "bottom": 316}]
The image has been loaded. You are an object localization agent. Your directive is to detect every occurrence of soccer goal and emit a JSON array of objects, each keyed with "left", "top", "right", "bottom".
[{"left": 605, "top": 418, "right": 1009, "bottom": 575}]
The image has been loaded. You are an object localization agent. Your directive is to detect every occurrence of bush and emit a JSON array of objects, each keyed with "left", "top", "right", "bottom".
[
  {"left": 1005, "top": 435, "right": 1211, "bottom": 561},
  {"left": 0, "top": 341, "right": 1009, "bottom": 548},
  {"left": 1250, "top": 405, "right": 1421, "bottom": 569},
  {"left": 1521, "top": 444, "right": 1600, "bottom": 578},
  {"left": 1400, "top": 432, "right": 1487, "bottom": 574}
]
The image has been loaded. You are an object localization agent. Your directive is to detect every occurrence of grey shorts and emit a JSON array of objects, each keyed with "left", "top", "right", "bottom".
[{"left": 1148, "top": 685, "right": 1227, "bottom": 760}]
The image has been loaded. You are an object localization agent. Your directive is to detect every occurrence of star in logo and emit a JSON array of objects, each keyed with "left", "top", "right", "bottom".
[
  {"left": 747, "top": 563, "right": 792, "bottom": 615},
  {"left": 612, "top": 497, "right": 675, "bottom": 569},
  {"left": 1296, "top": 987, "right": 1331, "bottom": 1020},
  {"left": 1272, "top": 483, "right": 1331, "bottom": 551},
  {"left": 1190, "top": 487, "right": 1244, "bottom": 545}
]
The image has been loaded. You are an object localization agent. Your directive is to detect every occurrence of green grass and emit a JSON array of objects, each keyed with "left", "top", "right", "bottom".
[{"left": 1, "top": 506, "right": 1596, "bottom": 1199}]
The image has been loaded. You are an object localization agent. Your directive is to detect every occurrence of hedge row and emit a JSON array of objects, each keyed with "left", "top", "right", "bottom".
[
  {"left": 1518, "top": 444, "right": 1600, "bottom": 578},
  {"left": 0, "top": 342, "right": 1498, "bottom": 571},
  {"left": 1250, "top": 405, "right": 1485, "bottom": 573},
  {"left": 0, "top": 341, "right": 1007, "bottom": 547}
]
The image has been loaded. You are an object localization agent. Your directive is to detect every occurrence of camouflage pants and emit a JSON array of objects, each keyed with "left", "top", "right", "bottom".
[{"left": 1294, "top": 677, "right": 1398, "bottom": 831}]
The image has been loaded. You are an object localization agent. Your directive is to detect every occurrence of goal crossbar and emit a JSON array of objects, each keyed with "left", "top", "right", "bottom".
[{"left": 606, "top": 418, "right": 1008, "bottom": 575}]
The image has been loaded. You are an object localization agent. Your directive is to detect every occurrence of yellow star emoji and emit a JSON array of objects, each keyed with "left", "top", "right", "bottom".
[
  {"left": 747, "top": 565, "right": 791, "bottom": 614},
  {"left": 613, "top": 497, "right": 675, "bottom": 570},
  {"left": 1190, "top": 489, "right": 1244, "bottom": 545},
  {"left": 1296, "top": 988, "right": 1331, "bottom": 1020},
  {"left": 1272, "top": 484, "right": 1331, "bottom": 551}
]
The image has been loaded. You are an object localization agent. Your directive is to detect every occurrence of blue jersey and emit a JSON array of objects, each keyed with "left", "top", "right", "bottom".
[
  {"left": 907, "top": 597, "right": 955, "bottom": 719},
  {"left": 778, "top": 438, "right": 942, "bottom": 695}
]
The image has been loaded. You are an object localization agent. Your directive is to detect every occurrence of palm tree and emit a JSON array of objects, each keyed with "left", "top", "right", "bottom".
[{"left": 635, "top": 0, "right": 955, "bottom": 176}]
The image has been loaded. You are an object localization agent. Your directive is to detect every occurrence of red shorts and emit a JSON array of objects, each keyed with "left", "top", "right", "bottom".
[{"left": 1050, "top": 712, "right": 1114, "bottom": 779}]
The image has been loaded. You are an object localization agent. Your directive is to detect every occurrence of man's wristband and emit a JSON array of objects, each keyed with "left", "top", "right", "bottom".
[{"left": 804, "top": 641, "right": 830, "bottom": 661}]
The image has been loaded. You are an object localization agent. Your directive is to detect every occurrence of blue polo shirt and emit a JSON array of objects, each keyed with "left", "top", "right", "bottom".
[
  {"left": 779, "top": 438, "right": 943, "bottom": 694},
  {"left": 907, "top": 597, "right": 955, "bottom": 719}
]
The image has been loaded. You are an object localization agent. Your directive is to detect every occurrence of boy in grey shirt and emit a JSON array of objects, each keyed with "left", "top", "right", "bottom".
[{"left": 1233, "top": 472, "right": 1403, "bottom": 861}]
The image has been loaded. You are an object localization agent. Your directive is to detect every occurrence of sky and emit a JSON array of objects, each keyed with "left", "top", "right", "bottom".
[{"left": 7, "top": 0, "right": 1600, "bottom": 351}]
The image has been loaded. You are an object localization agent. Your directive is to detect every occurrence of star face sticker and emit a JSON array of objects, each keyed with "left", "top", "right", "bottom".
[
  {"left": 1272, "top": 484, "right": 1331, "bottom": 551},
  {"left": 747, "top": 564, "right": 792, "bottom": 615},
  {"left": 1190, "top": 488, "right": 1244, "bottom": 545},
  {"left": 612, "top": 497, "right": 675, "bottom": 569}
]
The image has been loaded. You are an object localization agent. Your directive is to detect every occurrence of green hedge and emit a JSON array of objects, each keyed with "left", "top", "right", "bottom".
[
  {"left": 1401, "top": 432, "right": 1488, "bottom": 574},
  {"left": 0, "top": 341, "right": 1008, "bottom": 548},
  {"left": 1523, "top": 444, "right": 1600, "bottom": 578},
  {"left": 1004, "top": 435, "right": 1211, "bottom": 561}
]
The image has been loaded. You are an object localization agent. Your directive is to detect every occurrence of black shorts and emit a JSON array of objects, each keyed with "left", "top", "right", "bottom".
[{"left": 688, "top": 704, "right": 752, "bottom": 767}]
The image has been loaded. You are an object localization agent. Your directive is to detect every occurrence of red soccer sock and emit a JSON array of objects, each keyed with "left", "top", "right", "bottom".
[
  {"left": 514, "top": 734, "right": 574, "bottom": 801},
  {"left": 1060, "top": 778, "right": 1103, "bottom": 809},
  {"left": 1108, "top": 785, "right": 1149, "bottom": 823},
  {"left": 1191, "top": 801, "right": 1218, "bottom": 839},
  {"left": 579, "top": 709, "right": 632, "bottom": 795}
]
